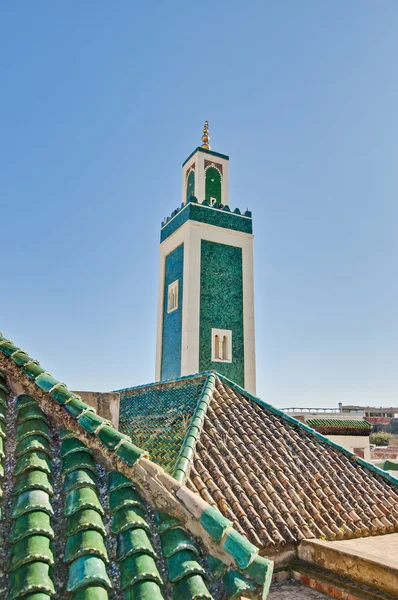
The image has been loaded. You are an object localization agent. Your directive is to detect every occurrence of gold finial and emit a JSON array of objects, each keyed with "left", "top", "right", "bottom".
[{"left": 201, "top": 120, "right": 211, "bottom": 150}]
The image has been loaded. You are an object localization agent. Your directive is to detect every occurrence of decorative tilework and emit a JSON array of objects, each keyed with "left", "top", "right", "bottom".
[
  {"left": 199, "top": 241, "right": 244, "bottom": 386},
  {"left": 161, "top": 244, "right": 184, "bottom": 381},
  {"left": 119, "top": 378, "right": 207, "bottom": 473},
  {"left": 160, "top": 201, "right": 252, "bottom": 243}
]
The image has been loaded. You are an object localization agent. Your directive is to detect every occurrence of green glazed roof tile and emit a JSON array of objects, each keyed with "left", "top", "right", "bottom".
[
  {"left": 108, "top": 471, "right": 135, "bottom": 492},
  {"left": 124, "top": 581, "right": 164, "bottom": 600},
  {"left": 65, "top": 488, "right": 104, "bottom": 517},
  {"left": 61, "top": 452, "right": 96, "bottom": 476},
  {"left": 119, "top": 552, "right": 162, "bottom": 589},
  {"left": 109, "top": 486, "right": 144, "bottom": 513},
  {"left": 16, "top": 420, "right": 50, "bottom": 443},
  {"left": 77, "top": 413, "right": 111, "bottom": 434},
  {"left": 166, "top": 549, "right": 206, "bottom": 583},
  {"left": 34, "top": 373, "right": 61, "bottom": 393},
  {"left": 223, "top": 570, "right": 256, "bottom": 599},
  {"left": 0, "top": 379, "right": 9, "bottom": 394},
  {"left": 161, "top": 527, "right": 199, "bottom": 559},
  {"left": 15, "top": 435, "right": 51, "bottom": 458},
  {"left": 115, "top": 441, "right": 146, "bottom": 466},
  {"left": 65, "top": 509, "right": 107, "bottom": 537},
  {"left": 9, "top": 535, "right": 54, "bottom": 572},
  {"left": 14, "top": 472, "right": 53, "bottom": 496},
  {"left": 0, "top": 403, "right": 7, "bottom": 423},
  {"left": 11, "top": 490, "right": 53, "bottom": 519},
  {"left": 10, "top": 512, "right": 54, "bottom": 543},
  {"left": 19, "top": 594, "right": 52, "bottom": 600},
  {"left": 156, "top": 513, "right": 181, "bottom": 535},
  {"left": 64, "top": 399, "right": 95, "bottom": 420},
  {"left": 7, "top": 351, "right": 31, "bottom": 368},
  {"left": 66, "top": 554, "right": 111, "bottom": 593},
  {"left": 116, "top": 528, "right": 157, "bottom": 562},
  {"left": 61, "top": 437, "right": 93, "bottom": 458},
  {"left": 65, "top": 530, "right": 108, "bottom": 563},
  {"left": 70, "top": 585, "right": 109, "bottom": 600},
  {"left": 221, "top": 530, "right": 257, "bottom": 570},
  {"left": 22, "top": 362, "right": 46, "bottom": 380},
  {"left": 15, "top": 396, "right": 38, "bottom": 411},
  {"left": 14, "top": 452, "right": 52, "bottom": 477},
  {"left": 199, "top": 506, "right": 232, "bottom": 543},
  {"left": 7, "top": 561, "right": 55, "bottom": 599},
  {"left": 50, "top": 386, "right": 76, "bottom": 406},
  {"left": 172, "top": 574, "right": 213, "bottom": 600},
  {"left": 63, "top": 469, "right": 97, "bottom": 493},
  {"left": 112, "top": 506, "right": 149, "bottom": 535},
  {"left": 243, "top": 555, "right": 274, "bottom": 586},
  {"left": 59, "top": 428, "right": 74, "bottom": 440},
  {"left": 96, "top": 426, "right": 129, "bottom": 450},
  {"left": 205, "top": 556, "right": 227, "bottom": 580},
  {"left": 17, "top": 405, "right": 48, "bottom": 425},
  {"left": 0, "top": 339, "right": 20, "bottom": 357}
]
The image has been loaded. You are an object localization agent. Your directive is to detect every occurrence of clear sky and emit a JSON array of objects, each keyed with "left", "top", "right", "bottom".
[{"left": 1, "top": 2, "right": 397, "bottom": 408}]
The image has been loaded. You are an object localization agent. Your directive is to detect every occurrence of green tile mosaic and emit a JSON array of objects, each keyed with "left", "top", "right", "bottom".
[
  {"left": 161, "top": 243, "right": 184, "bottom": 381},
  {"left": 200, "top": 240, "right": 244, "bottom": 386},
  {"left": 160, "top": 200, "right": 252, "bottom": 243},
  {"left": 119, "top": 378, "right": 206, "bottom": 473}
]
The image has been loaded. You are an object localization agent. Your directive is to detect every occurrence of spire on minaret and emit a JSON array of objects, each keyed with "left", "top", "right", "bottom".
[{"left": 201, "top": 120, "right": 211, "bottom": 150}]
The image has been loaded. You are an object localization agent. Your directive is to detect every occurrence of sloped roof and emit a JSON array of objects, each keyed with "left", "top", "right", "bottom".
[
  {"left": 306, "top": 418, "right": 371, "bottom": 429},
  {"left": 119, "top": 373, "right": 398, "bottom": 552},
  {"left": 306, "top": 418, "right": 372, "bottom": 435},
  {"left": 0, "top": 333, "right": 273, "bottom": 599}
]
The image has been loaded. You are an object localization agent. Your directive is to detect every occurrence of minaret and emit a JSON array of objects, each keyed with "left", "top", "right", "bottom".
[{"left": 155, "top": 123, "right": 256, "bottom": 393}]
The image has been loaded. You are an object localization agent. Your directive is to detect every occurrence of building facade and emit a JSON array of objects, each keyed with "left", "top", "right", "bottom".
[{"left": 155, "top": 124, "right": 256, "bottom": 393}]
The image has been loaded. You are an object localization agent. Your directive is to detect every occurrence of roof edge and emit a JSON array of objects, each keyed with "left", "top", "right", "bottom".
[
  {"left": 218, "top": 374, "right": 398, "bottom": 489},
  {"left": 115, "top": 370, "right": 214, "bottom": 394}
]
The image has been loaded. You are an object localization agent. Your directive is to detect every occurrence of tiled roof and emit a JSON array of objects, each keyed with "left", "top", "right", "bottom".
[
  {"left": 119, "top": 374, "right": 398, "bottom": 552},
  {"left": 306, "top": 418, "right": 372, "bottom": 435},
  {"left": 0, "top": 334, "right": 273, "bottom": 599},
  {"left": 306, "top": 418, "right": 371, "bottom": 429}
]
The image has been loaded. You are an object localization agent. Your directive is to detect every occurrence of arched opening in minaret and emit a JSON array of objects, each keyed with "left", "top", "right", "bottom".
[
  {"left": 214, "top": 334, "right": 220, "bottom": 360},
  {"left": 186, "top": 169, "right": 195, "bottom": 203},
  {"left": 222, "top": 335, "right": 228, "bottom": 360},
  {"left": 205, "top": 166, "right": 221, "bottom": 204}
]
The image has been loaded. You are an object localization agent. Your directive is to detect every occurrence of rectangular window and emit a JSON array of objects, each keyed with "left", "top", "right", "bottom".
[
  {"left": 211, "top": 328, "right": 232, "bottom": 363},
  {"left": 167, "top": 280, "right": 179, "bottom": 313}
]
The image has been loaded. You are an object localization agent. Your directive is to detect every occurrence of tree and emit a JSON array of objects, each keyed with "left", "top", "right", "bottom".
[{"left": 370, "top": 432, "right": 392, "bottom": 446}]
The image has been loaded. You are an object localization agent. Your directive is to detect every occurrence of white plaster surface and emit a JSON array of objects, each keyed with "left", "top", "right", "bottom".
[{"left": 325, "top": 434, "right": 371, "bottom": 461}]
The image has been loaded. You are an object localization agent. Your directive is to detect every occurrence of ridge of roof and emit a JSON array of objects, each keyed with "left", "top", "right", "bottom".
[
  {"left": 217, "top": 374, "right": 398, "bottom": 488},
  {"left": 173, "top": 373, "right": 217, "bottom": 484},
  {"left": 115, "top": 371, "right": 214, "bottom": 394},
  {"left": 0, "top": 333, "right": 274, "bottom": 595}
]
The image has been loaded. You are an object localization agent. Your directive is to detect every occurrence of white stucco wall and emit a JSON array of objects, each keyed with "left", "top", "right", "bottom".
[{"left": 325, "top": 434, "right": 371, "bottom": 461}]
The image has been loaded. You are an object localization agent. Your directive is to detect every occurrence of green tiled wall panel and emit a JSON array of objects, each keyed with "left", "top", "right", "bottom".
[
  {"left": 161, "top": 244, "right": 184, "bottom": 381},
  {"left": 199, "top": 241, "right": 244, "bottom": 386},
  {"left": 160, "top": 202, "right": 252, "bottom": 243}
]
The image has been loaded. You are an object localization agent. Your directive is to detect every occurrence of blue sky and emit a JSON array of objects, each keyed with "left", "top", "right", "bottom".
[{"left": 1, "top": 2, "right": 397, "bottom": 407}]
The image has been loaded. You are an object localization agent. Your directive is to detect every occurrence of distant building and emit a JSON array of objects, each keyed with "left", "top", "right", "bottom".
[
  {"left": 339, "top": 403, "right": 398, "bottom": 428},
  {"left": 283, "top": 407, "right": 372, "bottom": 460}
]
